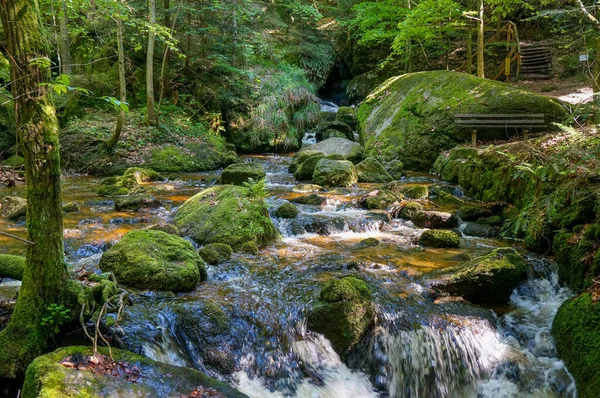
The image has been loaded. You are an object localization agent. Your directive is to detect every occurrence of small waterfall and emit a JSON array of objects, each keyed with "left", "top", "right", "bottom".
[{"left": 319, "top": 99, "right": 340, "bottom": 113}]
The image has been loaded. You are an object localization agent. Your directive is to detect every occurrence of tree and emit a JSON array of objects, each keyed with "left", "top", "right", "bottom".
[
  {"left": 59, "top": 0, "right": 72, "bottom": 74},
  {"left": 106, "top": 9, "right": 127, "bottom": 151},
  {"left": 0, "top": 0, "right": 68, "bottom": 376},
  {"left": 575, "top": 0, "right": 600, "bottom": 122},
  {"left": 477, "top": 0, "right": 485, "bottom": 77},
  {"left": 146, "top": 0, "right": 156, "bottom": 123}
]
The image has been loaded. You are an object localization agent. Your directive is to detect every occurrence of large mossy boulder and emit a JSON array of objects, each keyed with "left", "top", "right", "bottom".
[
  {"left": 293, "top": 153, "right": 326, "bottom": 181},
  {"left": 355, "top": 157, "right": 394, "bottom": 183},
  {"left": 346, "top": 70, "right": 385, "bottom": 103},
  {"left": 433, "top": 247, "right": 528, "bottom": 304},
  {"left": 274, "top": 203, "right": 299, "bottom": 219},
  {"left": 114, "top": 197, "right": 161, "bottom": 212},
  {"left": 98, "top": 230, "right": 205, "bottom": 292},
  {"left": 298, "top": 137, "right": 363, "bottom": 164},
  {"left": 22, "top": 346, "right": 248, "bottom": 397},
  {"left": 122, "top": 167, "right": 164, "bottom": 184},
  {"left": 198, "top": 243, "right": 233, "bottom": 265},
  {"left": 336, "top": 107, "right": 357, "bottom": 130},
  {"left": 552, "top": 293, "right": 600, "bottom": 398},
  {"left": 553, "top": 224, "right": 600, "bottom": 293},
  {"left": 145, "top": 142, "right": 234, "bottom": 173},
  {"left": 420, "top": 230, "right": 461, "bottom": 248},
  {"left": 358, "top": 71, "right": 566, "bottom": 171},
  {"left": 0, "top": 254, "right": 25, "bottom": 280},
  {"left": 307, "top": 276, "right": 374, "bottom": 356},
  {"left": 411, "top": 210, "right": 458, "bottom": 229},
  {"left": 290, "top": 194, "right": 326, "bottom": 206},
  {"left": 357, "top": 190, "right": 402, "bottom": 210},
  {"left": 315, "top": 120, "right": 354, "bottom": 142},
  {"left": 1, "top": 196, "right": 26, "bottom": 220},
  {"left": 312, "top": 159, "right": 358, "bottom": 188},
  {"left": 173, "top": 185, "right": 278, "bottom": 251},
  {"left": 220, "top": 162, "right": 266, "bottom": 185}
]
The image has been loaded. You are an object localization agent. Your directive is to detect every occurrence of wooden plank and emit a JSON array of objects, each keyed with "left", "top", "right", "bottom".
[
  {"left": 455, "top": 113, "right": 545, "bottom": 118},
  {"left": 456, "top": 120, "right": 546, "bottom": 124},
  {"left": 457, "top": 124, "right": 546, "bottom": 128}
]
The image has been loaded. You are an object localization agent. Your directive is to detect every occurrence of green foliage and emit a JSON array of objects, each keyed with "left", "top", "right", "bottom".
[
  {"left": 40, "top": 304, "right": 71, "bottom": 335},
  {"left": 243, "top": 178, "right": 267, "bottom": 200}
]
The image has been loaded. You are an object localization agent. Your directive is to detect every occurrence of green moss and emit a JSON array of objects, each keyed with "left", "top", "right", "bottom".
[
  {"left": 553, "top": 226, "right": 600, "bottom": 293},
  {"left": 307, "top": 276, "right": 374, "bottom": 356},
  {"left": 147, "top": 223, "right": 179, "bottom": 235},
  {"left": 240, "top": 241, "right": 259, "bottom": 255},
  {"left": 411, "top": 210, "right": 458, "bottom": 229},
  {"left": 114, "top": 197, "right": 161, "bottom": 212},
  {"left": 312, "top": 159, "right": 358, "bottom": 188},
  {"left": 437, "top": 191, "right": 464, "bottom": 206},
  {"left": 96, "top": 185, "right": 130, "bottom": 197},
  {"left": 552, "top": 294, "right": 600, "bottom": 398},
  {"left": 2, "top": 155, "right": 24, "bottom": 167},
  {"left": 98, "top": 230, "right": 205, "bottom": 292},
  {"left": 456, "top": 206, "right": 492, "bottom": 222},
  {"left": 402, "top": 185, "right": 429, "bottom": 200},
  {"left": 173, "top": 185, "right": 278, "bottom": 251},
  {"left": 22, "top": 346, "right": 248, "bottom": 398},
  {"left": 122, "top": 167, "right": 164, "bottom": 184},
  {"left": 477, "top": 215, "right": 502, "bottom": 226},
  {"left": 355, "top": 157, "right": 393, "bottom": 183},
  {"left": 298, "top": 137, "right": 363, "bottom": 163},
  {"left": 198, "top": 243, "right": 233, "bottom": 265},
  {"left": 0, "top": 254, "right": 25, "bottom": 280},
  {"left": 361, "top": 190, "right": 402, "bottom": 210},
  {"left": 220, "top": 162, "right": 266, "bottom": 185},
  {"left": 290, "top": 194, "right": 326, "bottom": 206},
  {"left": 62, "top": 202, "right": 80, "bottom": 213},
  {"left": 146, "top": 146, "right": 199, "bottom": 172},
  {"left": 400, "top": 202, "right": 423, "bottom": 219},
  {"left": 420, "top": 229, "right": 461, "bottom": 248},
  {"left": 293, "top": 153, "right": 325, "bottom": 181},
  {"left": 336, "top": 107, "right": 357, "bottom": 130},
  {"left": 385, "top": 159, "right": 404, "bottom": 179},
  {"left": 1, "top": 196, "right": 27, "bottom": 220},
  {"left": 289, "top": 150, "right": 324, "bottom": 173},
  {"left": 274, "top": 203, "right": 299, "bottom": 219},
  {"left": 354, "top": 237, "right": 380, "bottom": 249},
  {"left": 316, "top": 121, "right": 354, "bottom": 142}
]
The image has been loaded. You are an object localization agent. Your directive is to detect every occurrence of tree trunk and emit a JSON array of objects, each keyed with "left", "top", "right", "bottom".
[
  {"left": 146, "top": 0, "right": 156, "bottom": 124},
  {"left": 106, "top": 16, "right": 126, "bottom": 151},
  {"left": 0, "top": 0, "right": 68, "bottom": 377},
  {"left": 59, "top": 0, "right": 72, "bottom": 75},
  {"left": 477, "top": 0, "right": 485, "bottom": 78}
]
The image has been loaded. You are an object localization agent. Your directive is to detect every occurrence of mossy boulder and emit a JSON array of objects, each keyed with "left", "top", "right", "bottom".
[
  {"left": 433, "top": 247, "right": 528, "bottom": 304},
  {"left": 400, "top": 202, "right": 423, "bottom": 219},
  {"left": 436, "top": 191, "right": 465, "bottom": 206},
  {"left": 293, "top": 153, "right": 326, "bottom": 181},
  {"left": 358, "top": 190, "right": 402, "bottom": 210},
  {"left": 312, "top": 159, "right": 358, "bottom": 188},
  {"left": 307, "top": 276, "right": 374, "bottom": 356},
  {"left": 346, "top": 70, "right": 385, "bottom": 103},
  {"left": 62, "top": 202, "right": 80, "bottom": 213},
  {"left": 173, "top": 185, "right": 278, "bottom": 251},
  {"left": 114, "top": 197, "right": 161, "bottom": 212},
  {"left": 220, "top": 162, "right": 266, "bottom": 185},
  {"left": 198, "top": 243, "right": 233, "bottom": 265},
  {"left": 292, "top": 184, "right": 322, "bottom": 193},
  {"left": 289, "top": 150, "right": 324, "bottom": 173},
  {"left": 96, "top": 168, "right": 160, "bottom": 197},
  {"left": 96, "top": 184, "right": 130, "bottom": 197},
  {"left": 316, "top": 121, "right": 354, "bottom": 142},
  {"left": 411, "top": 211, "right": 458, "bottom": 229},
  {"left": 274, "top": 203, "right": 299, "bottom": 219},
  {"left": 145, "top": 142, "right": 232, "bottom": 173},
  {"left": 385, "top": 159, "right": 404, "bottom": 179},
  {"left": 355, "top": 157, "right": 394, "bottom": 183},
  {"left": 402, "top": 185, "right": 429, "bottom": 200},
  {"left": 462, "top": 222, "right": 500, "bottom": 238},
  {"left": 336, "top": 107, "right": 357, "bottom": 130},
  {"left": 420, "top": 230, "right": 461, "bottom": 248},
  {"left": 354, "top": 237, "right": 380, "bottom": 249},
  {"left": 22, "top": 346, "right": 248, "bottom": 398},
  {"left": 299, "top": 137, "right": 363, "bottom": 163},
  {"left": 552, "top": 293, "right": 600, "bottom": 398},
  {"left": 477, "top": 215, "right": 502, "bottom": 226},
  {"left": 2, "top": 155, "right": 24, "bottom": 168},
  {"left": 240, "top": 241, "right": 259, "bottom": 255},
  {"left": 358, "top": 71, "right": 566, "bottom": 171},
  {"left": 98, "top": 230, "right": 205, "bottom": 292},
  {"left": 0, "top": 254, "right": 25, "bottom": 280},
  {"left": 1, "top": 196, "right": 26, "bottom": 220},
  {"left": 147, "top": 223, "right": 179, "bottom": 235},
  {"left": 456, "top": 206, "right": 493, "bottom": 221},
  {"left": 122, "top": 167, "right": 164, "bottom": 184},
  {"left": 174, "top": 300, "right": 237, "bottom": 375},
  {"left": 553, "top": 225, "right": 600, "bottom": 293},
  {"left": 290, "top": 194, "right": 326, "bottom": 206}
]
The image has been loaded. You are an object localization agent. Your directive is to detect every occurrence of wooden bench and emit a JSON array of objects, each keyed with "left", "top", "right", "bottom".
[{"left": 454, "top": 113, "right": 547, "bottom": 146}]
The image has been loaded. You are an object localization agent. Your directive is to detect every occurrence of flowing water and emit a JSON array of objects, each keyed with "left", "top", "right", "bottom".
[{"left": 0, "top": 152, "right": 577, "bottom": 397}]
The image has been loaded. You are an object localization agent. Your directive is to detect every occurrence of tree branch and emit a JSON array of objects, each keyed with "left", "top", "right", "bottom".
[{"left": 576, "top": 0, "right": 599, "bottom": 25}]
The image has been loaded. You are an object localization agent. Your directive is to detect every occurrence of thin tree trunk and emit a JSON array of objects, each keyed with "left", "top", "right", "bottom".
[
  {"left": 146, "top": 0, "right": 156, "bottom": 124},
  {"left": 477, "top": 0, "right": 485, "bottom": 78},
  {"left": 107, "top": 17, "right": 126, "bottom": 151},
  {"left": 0, "top": 0, "right": 68, "bottom": 377},
  {"left": 467, "top": 30, "right": 473, "bottom": 75},
  {"left": 59, "top": 0, "right": 72, "bottom": 74}
]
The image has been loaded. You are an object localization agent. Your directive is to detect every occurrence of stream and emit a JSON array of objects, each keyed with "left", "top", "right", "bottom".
[{"left": 0, "top": 103, "right": 578, "bottom": 397}]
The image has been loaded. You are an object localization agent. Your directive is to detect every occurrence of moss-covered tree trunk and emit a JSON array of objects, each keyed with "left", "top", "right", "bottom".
[
  {"left": 106, "top": 16, "right": 127, "bottom": 151},
  {"left": 146, "top": 0, "right": 156, "bottom": 124},
  {"left": 0, "top": 0, "right": 68, "bottom": 378},
  {"left": 59, "top": 0, "right": 72, "bottom": 75}
]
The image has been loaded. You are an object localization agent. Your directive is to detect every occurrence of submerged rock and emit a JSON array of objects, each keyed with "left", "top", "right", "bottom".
[
  {"left": 358, "top": 71, "right": 565, "bottom": 171},
  {"left": 1, "top": 196, "right": 26, "bottom": 220},
  {"left": 433, "top": 247, "right": 528, "bottom": 304},
  {"left": 198, "top": 243, "right": 233, "bottom": 265},
  {"left": 355, "top": 157, "right": 394, "bottom": 183},
  {"left": 274, "top": 203, "right": 299, "bottom": 219},
  {"left": 354, "top": 237, "right": 380, "bottom": 249},
  {"left": 220, "top": 162, "right": 266, "bottom": 185},
  {"left": 99, "top": 230, "right": 205, "bottom": 292},
  {"left": 173, "top": 185, "right": 278, "bottom": 251},
  {"left": 114, "top": 197, "right": 161, "bottom": 212},
  {"left": 312, "top": 159, "right": 358, "bottom": 188},
  {"left": 552, "top": 293, "right": 600, "bottom": 398},
  {"left": 307, "top": 276, "right": 374, "bottom": 357},
  {"left": 22, "top": 346, "right": 248, "bottom": 397},
  {"left": 420, "top": 229, "right": 461, "bottom": 248},
  {"left": 411, "top": 210, "right": 458, "bottom": 229}
]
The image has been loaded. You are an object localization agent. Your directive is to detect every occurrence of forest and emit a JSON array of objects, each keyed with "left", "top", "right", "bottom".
[{"left": 0, "top": 0, "right": 599, "bottom": 397}]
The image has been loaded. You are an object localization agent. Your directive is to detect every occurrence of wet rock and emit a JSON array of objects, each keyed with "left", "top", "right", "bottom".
[
  {"left": 1, "top": 196, "right": 26, "bottom": 221},
  {"left": 316, "top": 121, "right": 354, "bottom": 142},
  {"left": 99, "top": 230, "right": 205, "bottom": 292},
  {"left": 289, "top": 150, "right": 324, "bottom": 173},
  {"left": 114, "top": 197, "right": 161, "bottom": 212},
  {"left": 455, "top": 205, "right": 493, "bottom": 221},
  {"left": 304, "top": 220, "right": 332, "bottom": 236},
  {"left": 22, "top": 346, "right": 248, "bottom": 397},
  {"left": 385, "top": 159, "right": 404, "bottom": 179},
  {"left": 320, "top": 111, "right": 337, "bottom": 122},
  {"left": 274, "top": 203, "right": 299, "bottom": 219},
  {"left": 419, "top": 229, "right": 461, "bottom": 248},
  {"left": 292, "top": 184, "right": 322, "bottom": 193},
  {"left": 355, "top": 157, "right": 393, "bottom": 183},
  {"left": 358, "top": 190, "right": 402, "bottom": 210},
  {"left": 317, "top": 129, "right": 347, "bottom": 141},
  {"left": 462, "top": 222, "right": 500, "bottom": 238},
  {"left": 298, "top": 137, "right": 363, "bottom": 164},
  {"left": 291, "top": 194, "right": 326, "bottom": 206},
  {"left": 477, "top": 215, "right": 502, "bottom": 226},
  {"left": 173, "top": 185, "right": 278, "bottom": 251},
  {"left": 198, "top": 243, "right": 233, "bottom": 265},
  {"left": 146, "top": 223, "right": 179, "bottom": 235},
  {"left": 146, "top": 144, "right": 232, "bottom": 173},
  {"left": 222, "top": 151, "right": 242, "bottom": 167},
  {"left": 336, "top": 107, "right": 357, "bottom": 130},
  {"left": 312, "top": 159, "right": 358, "bottom": 188},
  {"left": 62, "top": 201, "right": 80, "bottom": 213},
  {"left": 174, "top": 300, "right": 238, "bottom": 375},
  {"left": 436, "top": 191, "right": 465, "bottom": 206},
  {"left": 220, "top": 162, "right": 266, "bottom": 185},
  {"left": 354, "top": 238, "right": 380, "bottom": 249},
  {"left": 346, "top": 70, "right": 384, "bottom": 103},
  {"left": 411, "top": 210, "right": 458, "bottom": 229},
  {"left": 122, "top": 167, "right": 164, "bottom": 185},
  {"left": 293, "top": 153, "right": 326, "bottom": 181},
  {"left": 96, "top": 184, "right": 130, "bottom": 197},
  {"left": 433, "top": 247, "right": 528, "bottom": 304},
  {"left": 290, "top": 220, "right": 306, "bottom": 235},
  {"left": 399, "top": 202, "right": 423, "bottom": 219},
  {"left": 402, "top": 185, "right": 429, "bottom": 200},
  {"left": 0, "top": 254, "right": 25, "bottom": 280},
  {"left": 307, "top": 276, "right": 374, "bottom": 357}
]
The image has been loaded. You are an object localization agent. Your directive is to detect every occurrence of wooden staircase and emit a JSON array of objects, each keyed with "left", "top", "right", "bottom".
[{"left": 519, "top": 44, "right": 552, "bottom": 79}]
